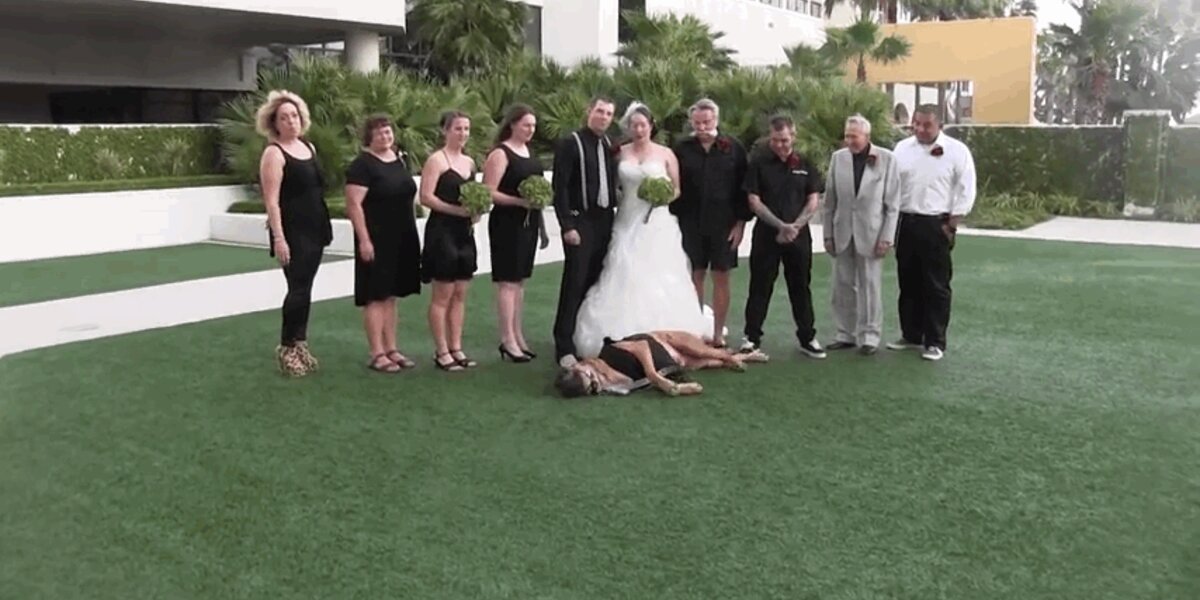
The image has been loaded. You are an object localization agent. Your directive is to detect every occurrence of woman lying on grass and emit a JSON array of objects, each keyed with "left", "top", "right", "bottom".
[{"left": 554, "top": 330, "right": 768, "bottom": 397}]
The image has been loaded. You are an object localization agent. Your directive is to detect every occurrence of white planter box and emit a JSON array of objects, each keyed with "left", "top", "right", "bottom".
[{"left": 0, "top": 185, "right": 247, "bottom": 263}]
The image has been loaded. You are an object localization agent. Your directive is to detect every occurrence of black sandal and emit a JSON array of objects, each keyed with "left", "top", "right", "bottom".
[
  {"left": 367, "top": 353, "right": 401, "bottom": 374},
  {"left": 386, "top": 349, "right": 416, "bottom": 369},
  {"left": 434, "top": 351, "right": 464, "bottom": 372},
  {"left": 450, "top": 348, "right": 477, "bottom": 368}
]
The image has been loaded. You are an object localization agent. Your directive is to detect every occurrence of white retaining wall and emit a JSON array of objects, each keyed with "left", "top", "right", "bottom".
[{"left": 0, "top": 185, "right": 247, "bottom": 263}]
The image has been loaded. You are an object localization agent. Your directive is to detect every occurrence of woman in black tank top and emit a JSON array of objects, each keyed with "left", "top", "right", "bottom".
[
  {"left": 419, "top": 110, "right": 479, "bottom": 372},
  {"left": 554, "top": 330, "right": 766, "bottom": 398},
  {"left": 482, "top": 105, "right": 547, "bottom": 364},
  {"left": 257, "top": 90, "right": 332, "bottom": 378}
]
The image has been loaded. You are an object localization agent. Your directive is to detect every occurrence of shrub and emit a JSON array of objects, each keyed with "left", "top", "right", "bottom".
[
  {"left": 0, "top": 125, "right": 222, "bottom": 185},
  {"left": 1159, "top": 197, "right": 1200, "bottom": 222},
  {"left": 0, "top": 175, "right": 241, "bottom": 198},
  {"left": 964, "top": 192, "right": 1108, "bottom": 230},
  {"left": 218, "top": 54, "right": 895, "bottom": 190}
]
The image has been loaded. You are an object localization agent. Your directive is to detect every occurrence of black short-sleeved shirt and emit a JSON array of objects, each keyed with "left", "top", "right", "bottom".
[
  {"left": 744, "top": 150, "right": 824, "bottom": 226},
  {"left": 671, "top": 135, "right": 751, "bottom": 234}
]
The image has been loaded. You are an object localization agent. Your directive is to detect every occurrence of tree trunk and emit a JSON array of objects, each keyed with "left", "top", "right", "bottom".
[
  {"left": 937, "top": 82, "right": 946, "bottom": 122},
  {"left": 857, "top": 56, "right": 867, "bottom": 83},
  {"left": 886, "top": 0, "right": 898, "bottom": 24}
]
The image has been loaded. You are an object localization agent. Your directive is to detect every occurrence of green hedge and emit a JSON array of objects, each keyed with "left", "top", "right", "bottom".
[
  {"left": 0, "top": 125, "right": 223, "bottom": 185},
  {"left": 228, "top": 199, "right": 427, "bottom": 220},
  {"left": 0, "top": 175, "right": 241, "bottom": 198},
  {"left": 1166, "top": 127, "right": 1200, "bottom": 205},
  {"left": 943, "top": 125, "right": 1124, "bottom": 204}
]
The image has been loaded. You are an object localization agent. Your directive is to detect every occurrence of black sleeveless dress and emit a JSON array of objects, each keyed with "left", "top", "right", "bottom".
[
  {"left": 346, "top": 151, "right": 421, "bottom": 305},
  {"left": 488, "top": 144, "right": 545, "bottom": 282},
  {"left": 421, "top": 168, "right": 477, "bottom": 283},
  {"left": 598, "top": 334, "right": 681, "bottom": 381},
  {"left": 268, "top": 141, "right": 332, "bottom": 257}
]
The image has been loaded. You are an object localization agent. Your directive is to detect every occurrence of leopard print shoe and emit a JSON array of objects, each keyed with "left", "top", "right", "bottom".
[
  {"left": 276, "top": 344, "right": 309, "bottom": 377},
  {"left": 294, "top": 341, "right": 319, "bottom": 372}
]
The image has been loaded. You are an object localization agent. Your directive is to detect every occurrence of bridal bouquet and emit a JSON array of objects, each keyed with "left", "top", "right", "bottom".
[
  {"left": 518, "top": 175, "right": 552, "bottom": 226},
  {"left": 460, "top": 181, "right": 492, "bottom": 217},
  {"left": 638, "top": 176, "right": 674, "bottom": 223}
]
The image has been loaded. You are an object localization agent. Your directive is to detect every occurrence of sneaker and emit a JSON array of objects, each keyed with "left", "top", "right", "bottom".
[
  {"left": 858, "top": 344, "right": 878, "bottom": 355},
  {"left": 558, "top": 354, "right": 578, "bottom": 369},
  {"left": 921, "top": 346, "right": 944, "bottom": 361},
  {"left": 886, "top": 338, "right": 920, "bottom": 351},
  {"left": 799, "top": 338, "right": 826, "bottom": 359},
  {"left": 737, "top": 338, "right": 760, "bottom": 354},
  {"left": 826, "top": 340, "right": 857, "bottom": 351}
]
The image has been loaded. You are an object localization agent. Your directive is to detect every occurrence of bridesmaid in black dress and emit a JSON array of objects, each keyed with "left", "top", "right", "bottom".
[
  {"left": 345, "top": 114, "right": 422, "bottom": 374},
  {"left": 256, "top": 90, "right": 332, "bottom": 377},
  {"left": 419, "top": 110, "right": 478, "bottom": 372},
  {"left": 483, "top": 104, "right": 547, "bottom": 363}
]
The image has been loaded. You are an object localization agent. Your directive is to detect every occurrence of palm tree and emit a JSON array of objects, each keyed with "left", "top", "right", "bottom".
[
  {"left": 1047, "top": 0, "right": 1147, "bottom": 123},
  {"left": 1106, "top": 9, "right": 1200, "bottom": 122},
  {"left": 783, "top": 43, "right": 848, "bottom": 80},
  {"left": 408, "top": 0, "right": 529, "bottom": 78},
  {"left": 615, "top": 11, "right": 737, "bottom": 71},
  {"left": 822, "top": 18, "right": 912, "bottom": 84}
]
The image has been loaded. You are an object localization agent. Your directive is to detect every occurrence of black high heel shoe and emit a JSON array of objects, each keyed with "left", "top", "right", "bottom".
[
  {"left": 449, "top": 348, "right": 477, "bottom": 368},
  {"left": 518, "top": 346, "right": 537, "bottom": 359},
  {"left": 499, "top": 344, "right": 532, "bottom": 363},
  {"left": 434, "top": 351, "right": 464, "bottom": 372}
]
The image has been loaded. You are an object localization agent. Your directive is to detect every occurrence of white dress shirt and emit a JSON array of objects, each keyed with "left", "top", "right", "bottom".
[{"left": 893, "top": 132, "right": 977, "bottom": 216}]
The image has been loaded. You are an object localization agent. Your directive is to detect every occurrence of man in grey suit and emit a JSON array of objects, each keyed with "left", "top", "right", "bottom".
[{"left": 822, "top": 114, "right": 901, "bottom": 355}]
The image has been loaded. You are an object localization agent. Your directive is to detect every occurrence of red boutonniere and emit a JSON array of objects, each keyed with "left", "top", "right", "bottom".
[
  {"left": 787, "top": 153, "right": 801, "bottom": 169},
  {"left": 609, "top": 141, "right": 622, "bottom": 157},
  {"left": 931, "top": 145, "right": 944, "bottom": 157},
  {"left": 865, "top": 154, "right": 877, "bottom": 167},
  {"left": 715, "top": 136, "right": 732, "bottom": 153}
]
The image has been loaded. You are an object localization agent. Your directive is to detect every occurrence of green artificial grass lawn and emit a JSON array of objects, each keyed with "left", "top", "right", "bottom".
[
  {"left": 0, "top": 243, "right": 346, "bottom": 307},
  {"left": 2, "top": 237, "right": 1198, "bottom": 599}
]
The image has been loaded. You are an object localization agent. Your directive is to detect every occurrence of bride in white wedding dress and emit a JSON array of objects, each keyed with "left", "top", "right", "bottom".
[{"left": 573, "top": 102, "right": 717, "bottom": 358}]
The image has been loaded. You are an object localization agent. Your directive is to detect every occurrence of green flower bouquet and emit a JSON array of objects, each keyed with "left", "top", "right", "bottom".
[
  {"left": 460, "top": 181, "right": 492, "bottom": 217},
  {"left": 518, "top": 175, "right": 552, "bottom": 226},
  {"left": 637, "top": 176, "right": 674, "bottom": 223}
]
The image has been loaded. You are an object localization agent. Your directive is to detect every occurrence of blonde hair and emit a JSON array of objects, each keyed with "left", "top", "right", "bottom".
[{"left": 255, "top": 90, "right": 311, "bottom": 139}]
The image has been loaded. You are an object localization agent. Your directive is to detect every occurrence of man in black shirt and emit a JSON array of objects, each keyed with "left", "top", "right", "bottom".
[
  {"left": 739, "top": 115, "right": 826, "bottom": 359},
  {"left": 671, "top": 98, "right": 750, "bottom": 347},
  {"left": 551, "top": 96, "right": 619, "bottom": 368}
]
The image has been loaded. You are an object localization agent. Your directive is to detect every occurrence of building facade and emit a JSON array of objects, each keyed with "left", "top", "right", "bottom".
[{"left": 0, "top": 0, "right": 826, "bottom": 124}]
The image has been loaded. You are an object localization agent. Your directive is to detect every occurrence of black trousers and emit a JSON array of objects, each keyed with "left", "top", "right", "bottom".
[
  {"left": 895, "top": 213, "right": 954, "bottom": 350},
  {"left": 280, "top": 243, "right": 324, "bottom": 345},
  {"left": 553, "top": 210, "right": 614, "bottom": 359},
  {"left": 744, "top": 225, "right": 815, "bottom": 344}
]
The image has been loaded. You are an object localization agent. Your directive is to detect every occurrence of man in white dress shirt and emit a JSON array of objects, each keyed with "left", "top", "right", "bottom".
[{"left": 888, "top": 105, "right": 976, "bottom": 361}]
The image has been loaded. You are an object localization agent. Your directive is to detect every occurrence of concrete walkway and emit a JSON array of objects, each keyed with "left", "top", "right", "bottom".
[{"left": 2, "top": 217, "right": 1197, "bottom": 359}]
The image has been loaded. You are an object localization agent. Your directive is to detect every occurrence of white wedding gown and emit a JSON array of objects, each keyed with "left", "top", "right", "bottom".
[{"left": 573, "top": 159, "right": 716, "bottom": 358}]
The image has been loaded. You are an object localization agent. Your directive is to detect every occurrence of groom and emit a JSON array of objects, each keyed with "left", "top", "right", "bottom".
[{"left": 552, "top": 96, "right": 619, "bottom": 368}]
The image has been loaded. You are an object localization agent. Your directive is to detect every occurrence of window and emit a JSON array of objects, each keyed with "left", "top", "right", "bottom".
[
  {"left": 524, "top": 5, "right": 542, "bottom": 55},
  {"left": 619, "top": 0, "right": 646, "bottom": 43}
]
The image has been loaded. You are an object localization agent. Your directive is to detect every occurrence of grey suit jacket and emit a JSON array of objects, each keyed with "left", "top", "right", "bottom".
[{"left": 822, "top": 145, "right": 901, "bottom": 256}]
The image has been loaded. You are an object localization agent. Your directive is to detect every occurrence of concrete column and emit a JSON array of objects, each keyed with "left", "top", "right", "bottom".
[{"left": 345, "top": 29, "right": 380, "bottom": 73}]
